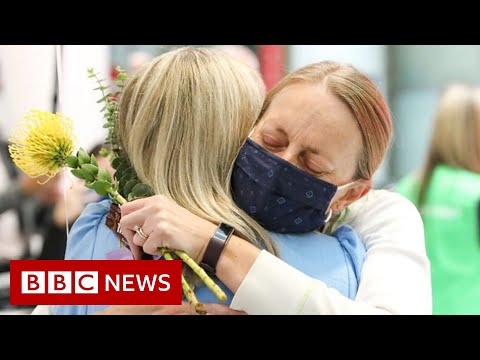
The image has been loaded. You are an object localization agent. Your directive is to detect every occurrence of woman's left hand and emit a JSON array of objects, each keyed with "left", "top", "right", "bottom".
[{"left": 119, "top": 195, "right": 217, "bottom": 262}]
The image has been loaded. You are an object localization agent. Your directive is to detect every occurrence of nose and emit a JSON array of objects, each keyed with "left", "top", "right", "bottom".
[{"left": 277, "top": 147, "right": 300, "bottom": 168}]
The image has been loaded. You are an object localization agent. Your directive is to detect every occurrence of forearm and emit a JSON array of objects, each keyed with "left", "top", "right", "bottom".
[
  {"left": 215, "top": 235, "right": 262, "bottom": 293},
  {"left": 229, "top": 250, "right": 392, "bottom": 315}
]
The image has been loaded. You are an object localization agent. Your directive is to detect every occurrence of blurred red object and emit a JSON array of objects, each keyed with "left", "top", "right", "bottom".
[{"left": 259, "top": 45, "right": 286, "bottom": 91}]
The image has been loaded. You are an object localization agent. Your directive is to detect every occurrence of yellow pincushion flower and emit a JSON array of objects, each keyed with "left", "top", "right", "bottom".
[{"left": 8, "top": 110, "right": 76, "bottom": 180}]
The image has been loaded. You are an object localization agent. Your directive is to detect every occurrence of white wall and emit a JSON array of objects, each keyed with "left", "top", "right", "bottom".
[
  {"left": 0, "top": 45, "right": 111, "bottom": 153},
  {"left": 0, "top": 45, "right": 56, "bottom": 139},
  {"left": 62, "top": 45, "right": 111, "bottom": 152}
]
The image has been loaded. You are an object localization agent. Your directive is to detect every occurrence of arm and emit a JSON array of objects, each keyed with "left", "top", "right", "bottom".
[
  {"left": 229, "top": 189, "right": 431, "bottom": 314},
  {"left": 121, "top": 191, "right": 431, "bottom": 314}
]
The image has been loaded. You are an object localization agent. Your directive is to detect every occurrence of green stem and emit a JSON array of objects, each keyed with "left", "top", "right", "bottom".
[
  {"left": 174, "top": 250, "right": 227, "bottom": 302},
  {"left": 160, "top": 248, "right": 206, "bottom": 315},
  {"left": 108, "top": 189, "right": 127, "bottom": 205}
]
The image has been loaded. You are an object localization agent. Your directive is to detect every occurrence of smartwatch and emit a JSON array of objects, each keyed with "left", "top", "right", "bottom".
[{"left": 200, "top": 223, "right": 235, "bottom": 276}]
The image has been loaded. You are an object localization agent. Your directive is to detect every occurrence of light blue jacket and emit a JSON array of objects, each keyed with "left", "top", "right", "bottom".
[{"left": 53, "top": 200, "right": 365, "bottom": 315}]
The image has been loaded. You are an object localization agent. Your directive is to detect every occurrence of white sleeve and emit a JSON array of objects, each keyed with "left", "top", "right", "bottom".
[{"left": 230, "top": 189, "right": 432, "bottom": 315}]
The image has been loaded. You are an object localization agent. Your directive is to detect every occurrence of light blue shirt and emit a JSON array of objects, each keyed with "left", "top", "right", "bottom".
[{"left": 53, "top": 200, "right": 365, "bottom": 315}]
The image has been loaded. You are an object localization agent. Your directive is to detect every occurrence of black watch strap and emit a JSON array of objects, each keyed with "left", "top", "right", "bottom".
[{"left": 200, "top": 223, "right": 234, "bottom": 276}]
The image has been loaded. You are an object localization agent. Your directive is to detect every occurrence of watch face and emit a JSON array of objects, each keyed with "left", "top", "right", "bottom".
[{"left": 217, "top": 223, "right": 234, "bottom": 241}]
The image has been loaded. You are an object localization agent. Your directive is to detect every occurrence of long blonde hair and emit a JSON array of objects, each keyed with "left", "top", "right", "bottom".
[
  {"left": 117, "top": 47, "right": 276, "bottom": 256},
  {"left": 418, "top": 84, "right": 480, "bottom": 205},
  {"left": 259, "top": 61, "right": 393, "bottom": 181}
]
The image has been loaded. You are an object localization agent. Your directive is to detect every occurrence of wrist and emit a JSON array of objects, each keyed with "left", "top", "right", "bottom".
[{"left": 199, "top": 223, "right": 235, "bottom": 275}]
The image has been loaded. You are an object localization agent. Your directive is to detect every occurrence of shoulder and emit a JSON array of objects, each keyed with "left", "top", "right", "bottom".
[
  {"left": 343, "top": 189, "right": 425, "bottom": 251},
  {"left": 64, "top": 199, "right": 117, "bottom": 260},
  {"left": 351, "top": 189, "right": 420, "bottom": 215}
]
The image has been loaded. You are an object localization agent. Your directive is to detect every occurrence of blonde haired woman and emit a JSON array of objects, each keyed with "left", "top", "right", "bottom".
[
  {"left": 397, "top": 84, "right": 480, "bottom": 314},
  {"left": 46, "top": 48, "right": 430, "bottom": 315}
]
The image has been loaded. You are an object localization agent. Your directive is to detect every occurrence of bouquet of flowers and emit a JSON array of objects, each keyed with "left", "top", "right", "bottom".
[{"left": 8, "top": 67, "right": 226, "bottom": 314}]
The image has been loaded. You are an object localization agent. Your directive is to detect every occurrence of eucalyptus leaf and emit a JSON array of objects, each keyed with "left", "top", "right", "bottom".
[
  {"left": 123, "top": 179, "right": 140, "bottom": 196},
  {"left": 111, "top": 157, "right": 123, "bottom": 170},
  {"left": 131, "top": 183, "right": 153, "bottom": 198}
]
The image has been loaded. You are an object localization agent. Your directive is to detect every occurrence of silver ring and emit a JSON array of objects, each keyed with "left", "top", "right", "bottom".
[{"left": 133, "top": 225, "right": 149, "bottom": 240}]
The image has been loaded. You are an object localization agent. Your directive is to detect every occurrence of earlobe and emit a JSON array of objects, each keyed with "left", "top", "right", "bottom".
[{"left": 334, "top": 180, "right": 371, "bottom": 213}]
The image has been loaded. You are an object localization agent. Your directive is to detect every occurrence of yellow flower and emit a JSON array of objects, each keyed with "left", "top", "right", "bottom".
[{"left": 8, "top": 110, "right": 76, "bottom": 181}]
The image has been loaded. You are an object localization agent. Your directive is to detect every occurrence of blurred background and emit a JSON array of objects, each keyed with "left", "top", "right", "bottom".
[{"left": 0, "top": 45, "right": 479, "bottom": 314}]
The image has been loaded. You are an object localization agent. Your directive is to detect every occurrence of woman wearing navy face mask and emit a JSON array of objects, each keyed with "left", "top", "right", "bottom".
[{"left": 110, "top": 60, "right": 430, "bottom": 315}]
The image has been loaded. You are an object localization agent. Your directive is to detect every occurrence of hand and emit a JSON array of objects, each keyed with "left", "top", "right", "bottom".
[
  {"left": 120, "top": 195, "right": 217, "bottom": 262},
  {"left": 91, "top": 302, "right": 246, "bottom": 315}
]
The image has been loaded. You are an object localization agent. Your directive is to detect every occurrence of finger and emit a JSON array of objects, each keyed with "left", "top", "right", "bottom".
[
  {"left": 120, "top": 197, "right": 152, "bottom": 217},
  {"left": 119, "top": 207, "right": 154, "bottom": 234},
  {"left": 126, "top": 235, "right": 143, "bottom": 261},
  {"left": 132, "top": 231, "right": 148, "bottom": 247},
  {"left": 142, "top": 233, "right": 164, "bottom": 256}
]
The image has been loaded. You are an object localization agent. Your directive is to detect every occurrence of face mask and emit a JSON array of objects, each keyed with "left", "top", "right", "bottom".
[{"left": 231, "top": 138, "right": 356, "bottom": 233}]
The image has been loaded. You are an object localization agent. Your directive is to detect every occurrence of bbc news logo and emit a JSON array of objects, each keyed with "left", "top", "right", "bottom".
[{"left": 10, "top": 260, "right": 182, "bottom": 305}]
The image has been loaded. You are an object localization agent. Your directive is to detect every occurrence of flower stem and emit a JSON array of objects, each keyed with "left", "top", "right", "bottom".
[
  {"left": 109, "top": 189, "right": 127, "bottom": 205},
  {"left": 160, "top": 248, "right": 206, "bottom": 315},
  {"left": 173, "top": 250, "right": 227, "bottom": 302}
]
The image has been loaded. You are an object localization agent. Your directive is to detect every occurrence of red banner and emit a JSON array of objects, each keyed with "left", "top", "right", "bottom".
[{"left": 10, "top": 260, "right": 183, "bottom": 305}]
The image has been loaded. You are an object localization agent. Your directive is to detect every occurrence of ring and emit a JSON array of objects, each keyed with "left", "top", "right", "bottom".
[{"left": 133, "top": 225, "right": 149, "bottom": 240}]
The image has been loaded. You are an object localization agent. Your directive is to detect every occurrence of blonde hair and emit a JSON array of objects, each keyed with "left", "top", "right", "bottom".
[
  {"left": 259, "top": 61, "right": 393, "bottom": 181},
  {"left": 117, "top": 47, "right": 277, "bottom": 260},
  {"left": 418, "top": 84, "right": 480, "bottom": 205}
]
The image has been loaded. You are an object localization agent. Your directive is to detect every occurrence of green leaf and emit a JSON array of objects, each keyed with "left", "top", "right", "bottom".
[
  {"left": 65, "top": 156, "right": 79, "bottom": 169},
  {"left": 131, "top": 183, "right": 153, "bottom": 198},
  {"left": 84, "top": 182, "right": 95, "bottom": 190},
  {"left": 90, "top": 154, "right": 98, "bottom": 167},
  {"left": 115, "top": 161, "right": 130, "bottom": 180},
  {"left": 99, "top": 148, "right": 110, "bottom": 158},
  {"left": 91, "top": 180, "right": 112, "bottom": 197},
  {"left": 77, "top": 148, "right": 91, "bottom": 165},
  {"left": 97, "top": 167, "right": 112, "bottom": 183},
  {"left": 123, "top": 179, "right": 139, "bottom": 196},
  {"left": 111, "top": 157, "right": 123, "bottom": 170},
  {"left": 81, "top": 164, "right": 98, "bottom": 182},
  {"left": 71, "top": 169, "right": 85, "bottom": 180}
]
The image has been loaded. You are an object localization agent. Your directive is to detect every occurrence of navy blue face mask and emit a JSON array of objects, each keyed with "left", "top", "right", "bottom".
[{"left": 231, "top": 138, "right": 355, "bottom": 233}]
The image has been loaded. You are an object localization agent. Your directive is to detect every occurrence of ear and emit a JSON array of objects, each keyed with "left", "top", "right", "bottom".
[{"left": 330, "top": 179, "right": 372, "bottom": 214}]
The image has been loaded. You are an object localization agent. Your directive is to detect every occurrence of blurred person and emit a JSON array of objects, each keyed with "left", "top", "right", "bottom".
[
  {"left": 396, "top": 84, "right": 480, "bottom": 315},
  {"left": 41, "top": 49, "right": 430, "bottom": 316},
  {"left": 0, "top": 134, "right": 64, "bottom": 261},
  {"left": 127, "top": 51, "right": 153, "bottom": 75}
]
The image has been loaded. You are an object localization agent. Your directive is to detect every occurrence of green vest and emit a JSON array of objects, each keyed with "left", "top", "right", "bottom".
[{"left": 396, "top": 165, "right": 480, "bottom": 314}]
